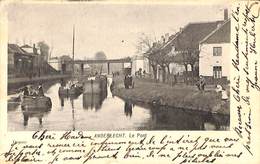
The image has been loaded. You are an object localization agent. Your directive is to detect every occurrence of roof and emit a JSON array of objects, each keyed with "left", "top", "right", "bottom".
[
  {"left": 160, "top": 31, "right": 181, "bottom": 50},
  {"left": 8, "top": 44, "right": 26, "bottom": 55},
  {"left": 200, "top": 19, "right": 230, "bottom": 44},
  {"left": 60, "top": 55, "right": 73, "bottom": 61},
  {"left": 8, "top": 44, "right": 38, "bottom": 57},
  {"left": 170, "top": 21, "right": 224, "bottom": 51},
  {"left": 132, "top": 54, "right": 145, "bottom": 60},
  {"left": 20, "top": 44, "right": 32, "bottom": 48}
]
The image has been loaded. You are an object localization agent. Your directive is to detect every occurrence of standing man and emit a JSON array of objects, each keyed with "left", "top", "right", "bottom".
[
  {"left": 124, "top": 75, "right": 129, "bottom": 89},
  {"left": 199, "top": 75, "right": 206, "bottom": 91},
  {"left": 38, "top": 84, "right": 44, "bottom": 96}
]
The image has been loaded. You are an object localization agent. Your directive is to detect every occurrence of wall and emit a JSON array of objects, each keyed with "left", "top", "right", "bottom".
[
  {"left": 199, "top": 43, "right": 230, "bottom": 80},
  {"left": 109, "top": 63, "right": 123, "bottom": 74},
  {"left": 8, "top": 52, "right": 14, "bottom": 70},
  {"left": 131, "top": 55, "right": 150, "bottom": 75}
]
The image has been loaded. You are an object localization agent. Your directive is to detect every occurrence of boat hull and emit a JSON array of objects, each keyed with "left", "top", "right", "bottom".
[
  {"left": 83, "top": 76, "right": 107, "bottom": 94},
  {"left": 21, "top": 96, "right": 52, "bottom": 110}
]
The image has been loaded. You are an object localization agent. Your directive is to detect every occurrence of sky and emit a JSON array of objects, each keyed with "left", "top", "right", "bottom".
[{"left": 7, "top": 2, "right": 230, "bottom": 60}]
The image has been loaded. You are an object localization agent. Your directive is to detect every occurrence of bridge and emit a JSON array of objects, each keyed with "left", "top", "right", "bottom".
[
  {"left": 70, "top": 57, "right": 132, "bottom": 64},
  {"left": 61, "top": 57, "right": 132, "bottom": 75}
]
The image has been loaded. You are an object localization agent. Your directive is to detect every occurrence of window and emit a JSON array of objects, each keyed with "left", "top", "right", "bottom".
[
  {"left": 213, "top": 47, "right": 222, "bottom": 56},
  {"left": 213, "top": 66, "right": 222, "bottom": 78}
]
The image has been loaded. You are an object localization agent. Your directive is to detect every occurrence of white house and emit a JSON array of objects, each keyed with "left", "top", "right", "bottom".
[
  {"left": 199, "top": 19, "right": 230, "bottom": 83},
  {"left": 131, "top": 54, "right": 150, "bottom": 75}
]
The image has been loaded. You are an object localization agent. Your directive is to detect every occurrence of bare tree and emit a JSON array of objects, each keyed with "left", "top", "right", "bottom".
[
  {"left": 37, "top": 41, "right": 50, "bottom": 61},
  {"left": 172, "top": 34, "right": 200, "bottom": 84},
  {"left": 37, "top": 41, "right": 50, "bottom": 75},
  {"left": 94, "top": 51, "right": 107, "bottom": 60},
  {"left": 136, "top": 33, "right": 159, "bottom": 80}
]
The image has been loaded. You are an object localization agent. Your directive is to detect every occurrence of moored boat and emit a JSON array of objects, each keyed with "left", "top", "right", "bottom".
[
  {"left": 58, "top": 86, "right": 69, "bottom": 95},
  {"left": 58, "top": 85, "right": 83, "bottom": 96},
  {"left": 21, "top": 96, "right": 52, "bottom": 110},
  {"left": 83, "top": 75, "right": 107, "bottom": 94}
]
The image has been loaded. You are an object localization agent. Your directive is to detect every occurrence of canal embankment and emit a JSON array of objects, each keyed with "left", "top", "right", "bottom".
[
  {"left": 112, "top": 76, "right": 230, "bottom": 115},
  {"left": 8, "top": 74, "right": 72, "bottom": 93}
]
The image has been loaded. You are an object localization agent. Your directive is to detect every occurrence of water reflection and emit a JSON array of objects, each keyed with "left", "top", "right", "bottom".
[
  {"left": 8, "top": 77, "right": 229, "bottom": 131},
  {"left": 82, "top": 92, "right": 107, "bottom": 111},
  {"left": 22, "top": 108, "right": 51, "bottom": 127},
  {"left": 143, "top": 105, "right": 229, "bottom": 130},
  {"left": 124, "top": 100, "right": 133, "bottom": 117},
  {"left": 59, "top": 93, "right": 81, "bottom": 108}
]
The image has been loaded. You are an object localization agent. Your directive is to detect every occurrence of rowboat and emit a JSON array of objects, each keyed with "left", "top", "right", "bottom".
[
  {"left": 21, "top": 96, "right": 52, "bottom": 111},
  {"left": 58, "top": 85, "right": 83, "bottom": 96}
]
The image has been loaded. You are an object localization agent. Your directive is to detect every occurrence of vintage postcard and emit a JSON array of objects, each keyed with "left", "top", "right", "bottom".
[{"left": 0, "top": 0, "right": 259, "bottom": 163}]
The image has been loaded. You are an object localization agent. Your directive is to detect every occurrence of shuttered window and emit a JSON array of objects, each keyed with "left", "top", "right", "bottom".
[
  {"left": 213, "top": 66, "right": 222, "bottom": 78},
  {"left": 213, "top": 47, "right": 222, "bottom": 56}
]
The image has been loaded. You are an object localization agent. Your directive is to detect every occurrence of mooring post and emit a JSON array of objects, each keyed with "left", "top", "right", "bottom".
[{"left": 107, "top": 62, "right": 110, "bottom": 75}]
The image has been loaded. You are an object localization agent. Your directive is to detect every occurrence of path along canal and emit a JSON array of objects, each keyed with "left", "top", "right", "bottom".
[{"left": 8, "top": 78, "right": 229, "bottom": 131}]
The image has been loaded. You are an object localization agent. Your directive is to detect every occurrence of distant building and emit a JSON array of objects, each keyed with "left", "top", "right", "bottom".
[
  {"left": 58, "top": 55, "right": 73, "bottom": 74},
  {"left": 163, "top": 20, "right": 224, "bottom": 76},
  {"left": 21, "top": 44, "right": 42, "bottom": 73},
  {"left": 199, "top": 19, "right": 231, "bottom": 84},
  {"left": 48, "top": 57, "right": 59, "bottom": 71},
  {"left": 8, "top": 44, "right": 36, "bottom": 78},
  {"left": 131, "top": 54, "right": 150, "bottom": 76},
  {"left": 20, "top": 44, "right": 37, "bottom": 54}
]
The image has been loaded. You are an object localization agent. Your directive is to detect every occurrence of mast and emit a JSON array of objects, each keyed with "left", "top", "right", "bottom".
[{"left": 72, "top": 25, "right": 75, "bottom": 74}]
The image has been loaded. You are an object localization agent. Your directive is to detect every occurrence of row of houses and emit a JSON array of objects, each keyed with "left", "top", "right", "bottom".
[
  {"left": 132, "top": 9, "right": 230, "bottom": 84},
  {"left": 8, "top": 43, "right": 57, "bottom": 78}
]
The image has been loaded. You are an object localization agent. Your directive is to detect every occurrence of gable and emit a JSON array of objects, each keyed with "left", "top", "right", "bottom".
[
  {"left": 173, "top": 21, "right": 224, "bottom": 51},
  {"left": 201, "top": 20, "right": 230, "bottom": 44}
]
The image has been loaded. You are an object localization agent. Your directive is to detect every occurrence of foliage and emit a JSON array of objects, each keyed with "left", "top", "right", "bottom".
[
  {"left": 37, "top": 41, "right": 50, "bottom": 61},
  {"left": 94, "top": 51, "right": 107, "bottom": 60}
]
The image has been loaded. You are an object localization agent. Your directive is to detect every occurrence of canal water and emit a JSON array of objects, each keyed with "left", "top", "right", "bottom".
[{"left": 8, "top": 78, "right": 229, "bottom": 131}]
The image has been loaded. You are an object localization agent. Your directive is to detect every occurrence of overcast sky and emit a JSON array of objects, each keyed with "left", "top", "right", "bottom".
[{"left": 8, "top": 2, "right": 230, "bottom": 59}]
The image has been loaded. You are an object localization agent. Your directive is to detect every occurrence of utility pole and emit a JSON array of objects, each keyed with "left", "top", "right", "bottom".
[{"left": 72, "top": 25, "right": 75, "bottom": 75}]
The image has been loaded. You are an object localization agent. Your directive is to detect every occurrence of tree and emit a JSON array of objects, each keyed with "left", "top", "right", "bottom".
[
  {"left": 94, "top": 51, "right": 107, "bottom": 60},
  {"left": 37, "top": 41, "right": 50, "bottom": 61},
  {"left": 136, "top": 34, "right": 159, "bottom": 80},
  {"left": 172, "top": 34, "right": 200, "bottom": 84},
  {"left": 37, "top": 41, "right": 50, "bottom": 75},
  {"left": 93, "top": 51, "right": 107, "bottom": 74}
]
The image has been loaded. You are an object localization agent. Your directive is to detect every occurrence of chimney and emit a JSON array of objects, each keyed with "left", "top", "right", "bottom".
[
  {"left": 165, "top": 33, "right": 169, "bottom": 42},
  {"left": 224, "top": 8, "right": 228, "bottom": 20},
  {"left": 33, "top": 43, "right": 37, "bottom": 54}
]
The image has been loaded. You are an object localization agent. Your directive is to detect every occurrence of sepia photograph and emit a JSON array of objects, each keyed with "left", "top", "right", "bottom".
[{"left": 7, "top": 2, "right": 231, "bottom": 131}]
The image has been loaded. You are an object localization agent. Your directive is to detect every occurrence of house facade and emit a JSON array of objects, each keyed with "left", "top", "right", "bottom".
[
  {"left": 58, "top": 55, "right": 74, "bottom": 74},
  {"left": 131, "top": 54, "right": 150, "bottom": 76},
  {"left": 152, "top": 20, "right": 225, "bottom": 82},
  {"left": 8, "top": 44, "right": 36, "bottom": 78},
  {"left": 199, "top": 19, "right": 230, "bottom": 84}
]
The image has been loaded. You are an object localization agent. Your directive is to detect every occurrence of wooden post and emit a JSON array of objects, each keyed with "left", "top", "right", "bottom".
[
  {"left": 122, "top": 62, "right": 124, "bottom": 73},
  {"left": 107, "top": 62, "right": 110, "bottom": 75}
]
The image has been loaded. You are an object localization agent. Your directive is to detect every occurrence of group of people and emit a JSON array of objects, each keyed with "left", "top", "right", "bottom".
[
  {"left": 124, "top": 74, "right": 134, "bottom": 89},
  {"left": 196, "top": 75, "right": 229, "bottom": 101},
  {"left": 135, "top": 68, "right": 146, "bottom": 78},
  {"left": 112, "top": 71, "right": 120, "bottom": 77},
  {"left": 21, "top": 84, "right": 44, "bottom": 97},
  {"left": 60, "top": 78, "right": 79, "bottom": 89}
]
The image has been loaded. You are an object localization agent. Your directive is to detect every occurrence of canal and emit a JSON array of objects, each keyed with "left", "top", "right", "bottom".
[{"left": 8, "top": 78, "right": 229, "bottom": 131}]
